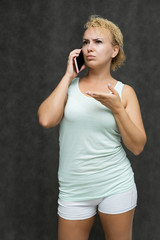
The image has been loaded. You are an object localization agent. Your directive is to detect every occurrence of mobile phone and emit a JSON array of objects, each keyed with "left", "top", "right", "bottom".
[{"left": 73, "top": 50, "right": 85, "bottom": 74}]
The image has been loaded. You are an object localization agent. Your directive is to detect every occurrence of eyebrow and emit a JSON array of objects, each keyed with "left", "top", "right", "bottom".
[{"left": 83, "top": 38, "right": 103, "bottom": 41}]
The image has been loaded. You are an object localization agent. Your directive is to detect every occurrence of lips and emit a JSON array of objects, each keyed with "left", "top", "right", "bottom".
[{"left": 86, "top": 55, "right": 95, "bottom": 60}]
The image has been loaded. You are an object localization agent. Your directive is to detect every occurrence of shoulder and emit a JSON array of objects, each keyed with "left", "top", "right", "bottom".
[
  {"left": 70, "top": 77, "right": 79, "bottom": 87},
  {"left": 123, "top": 84, "right": 136, "bottom": 96},
  {"left": 122, "top": 84, "right": 138, "bottom": 108},
  {"left": 68, "top": 77, "right": 78, "bottom": 93}
]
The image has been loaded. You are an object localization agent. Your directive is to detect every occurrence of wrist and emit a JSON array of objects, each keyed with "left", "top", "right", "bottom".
[
  {"left": 63, "top": 73, "right": 74, "bottom": 84},
  {"left": 112, "top": 105, "right": 125, "bottom": 116}
]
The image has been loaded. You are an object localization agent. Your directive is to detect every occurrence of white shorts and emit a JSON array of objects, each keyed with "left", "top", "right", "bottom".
[{"left": 58, "top": 184, "right": 137, "bottom": 220}]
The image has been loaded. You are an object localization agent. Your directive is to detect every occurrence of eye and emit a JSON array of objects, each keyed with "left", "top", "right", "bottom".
[
  {"left": 95, "top": 40, "right": 102, "bottom": 44},
  {"left": 82, "top": 40, "right": 89, "bottom": 45}
]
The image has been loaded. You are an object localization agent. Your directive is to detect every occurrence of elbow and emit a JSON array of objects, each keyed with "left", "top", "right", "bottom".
[
  {"left": 132, "top": 135, "right": 147, "bottom": 156},
  {"left": 37, "top": 112, "right": 59, "bottom": 128},
  {"left": 38, "top": 114, "right": 50, "bottom": 128},
  {"left": 37, "top": 111, "right": 51, "bottom": 129},
  {"left": 38, "top": 117, "right": 51, "bottom": 128},
  {"left": 132, "top": 146, "right": 144, "bottom": 156}
]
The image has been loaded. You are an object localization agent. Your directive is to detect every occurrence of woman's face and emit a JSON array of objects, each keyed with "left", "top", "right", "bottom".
[{"left": 82, "top": 27, "right": 119, "bottom": 69}]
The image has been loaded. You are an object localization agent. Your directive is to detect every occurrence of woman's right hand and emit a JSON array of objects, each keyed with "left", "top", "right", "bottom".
[
  {"left": 64, "top": 49, "right": 86, "bottom": 81},
  {"left": 38, "top": 49, "right": 85, "bottom": 128}
]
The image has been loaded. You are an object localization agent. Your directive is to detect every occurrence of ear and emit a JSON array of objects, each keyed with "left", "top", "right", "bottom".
[{"left": 111, "top": 45, "right": 119, "bottom": 58}]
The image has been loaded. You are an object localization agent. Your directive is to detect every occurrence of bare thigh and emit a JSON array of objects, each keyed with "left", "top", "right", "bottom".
[
  {"left": 58, "top": 215, "right": 96, "bottom": 240},
  {"left": 98, "top": 208, "right": 135, "bottom": 240}
]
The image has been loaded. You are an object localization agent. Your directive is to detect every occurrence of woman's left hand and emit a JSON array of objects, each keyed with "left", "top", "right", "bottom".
[
  {"left": 86, "top": 84, "right": 124, "bottom": 114},
  {"left": 87, "top": 83, "right": 147, "bottom": 155}
]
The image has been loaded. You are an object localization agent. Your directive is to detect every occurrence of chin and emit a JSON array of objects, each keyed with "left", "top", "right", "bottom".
[{"left": 86, "top": 61, "right": 97, "bottom": 68}]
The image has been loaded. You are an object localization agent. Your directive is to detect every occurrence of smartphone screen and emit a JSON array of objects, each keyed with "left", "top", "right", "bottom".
[{"left": 73, "top": 51, "right": 84, "bottom": 74}]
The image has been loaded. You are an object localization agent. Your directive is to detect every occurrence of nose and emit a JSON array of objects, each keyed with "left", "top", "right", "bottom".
[{"left": 87, "top": 42, "right": 93, "bottom": 52}]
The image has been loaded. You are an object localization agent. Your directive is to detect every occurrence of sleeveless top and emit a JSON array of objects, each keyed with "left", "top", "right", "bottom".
[{"left": 58, "top": 77, "right": 135, "bottom": 201}]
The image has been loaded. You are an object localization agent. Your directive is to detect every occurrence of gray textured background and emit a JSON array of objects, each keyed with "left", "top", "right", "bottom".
[{"left": 0, "top": 0, "right": 159, "bottom": 239}]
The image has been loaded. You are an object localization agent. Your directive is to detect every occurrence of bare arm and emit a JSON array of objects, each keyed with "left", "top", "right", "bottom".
[
  {"left": 38, "top": 49, "right": 85, "bottom": 128},
  {"left": 113, "top": 85, "right": 147, "bottom": 155},
  {"left": 38, "top": 75, "right": 71, "bottom": 128},
  {"left": 86, "top": 84, "right": 147, "bottom": 156}
]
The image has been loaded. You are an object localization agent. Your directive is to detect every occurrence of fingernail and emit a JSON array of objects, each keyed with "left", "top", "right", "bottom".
[
  {"left": 86, "top": 91, "right": 93, "bottom": 95},
  {"left": 108, "top": 83, "right": 111, "bottom": 87}
]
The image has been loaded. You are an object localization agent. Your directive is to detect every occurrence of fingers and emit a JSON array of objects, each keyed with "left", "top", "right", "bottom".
[
  {"left": 108, "top": 83, "right": 117, "bottom": 95},
  {"left": 86, "top": 91, "right": 111, "bottom": 98},
  {"left": 67, "top": 49, "right": 86, "bottom": 75},
  {"left": 85, "top": 83, "right": 118, "bottom": 97},
  {"left": 68, "top": 49, "right": 82, "bottom": 61},
  {"left": 65, "top": 49, "right": 82, "bottom": 78},
  {"left": 79, "top": 64, "right": 86, "bottom": 72},
  {"left": 67, "top": 49, "right": 82, "bottom": 68},
  {"left": 85, "top": 81, "right": 119, "bottom": 98}
]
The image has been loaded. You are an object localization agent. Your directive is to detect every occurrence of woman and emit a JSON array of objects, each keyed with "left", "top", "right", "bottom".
[{"left": 38, "top": 15, "right": 146, "bottom": 240}]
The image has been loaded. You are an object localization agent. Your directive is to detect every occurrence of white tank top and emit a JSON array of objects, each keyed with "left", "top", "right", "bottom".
[{"left": 58, "top": 78, "right": 134, "bottom": 201}]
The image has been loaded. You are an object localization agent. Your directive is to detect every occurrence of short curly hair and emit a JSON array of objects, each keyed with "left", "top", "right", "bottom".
[{"left": 84, "top": 15, "right": 126, "bottom": 71}]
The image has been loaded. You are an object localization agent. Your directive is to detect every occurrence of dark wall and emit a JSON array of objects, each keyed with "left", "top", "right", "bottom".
[{"left": 0, "top": 0, "right": 159, "bottom": 239}]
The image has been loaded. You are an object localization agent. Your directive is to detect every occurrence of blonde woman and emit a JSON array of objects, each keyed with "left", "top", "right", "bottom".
[{"left": 38, "top": 15, "right": 146, "bottom": 240}]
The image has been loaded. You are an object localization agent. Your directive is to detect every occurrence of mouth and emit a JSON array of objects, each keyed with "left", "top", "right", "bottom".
[{"left": 86, "top": 55, "right": 95, "bottom": 60}]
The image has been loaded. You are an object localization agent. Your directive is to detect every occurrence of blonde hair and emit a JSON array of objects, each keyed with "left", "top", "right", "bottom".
[{"left": 84, "top": 15, "right": 126, "bottom": 71}]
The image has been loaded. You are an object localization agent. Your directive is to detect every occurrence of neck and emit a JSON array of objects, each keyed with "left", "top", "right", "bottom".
[{"left": 87, "top": 66, "right": 113, "bottom": 83}]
